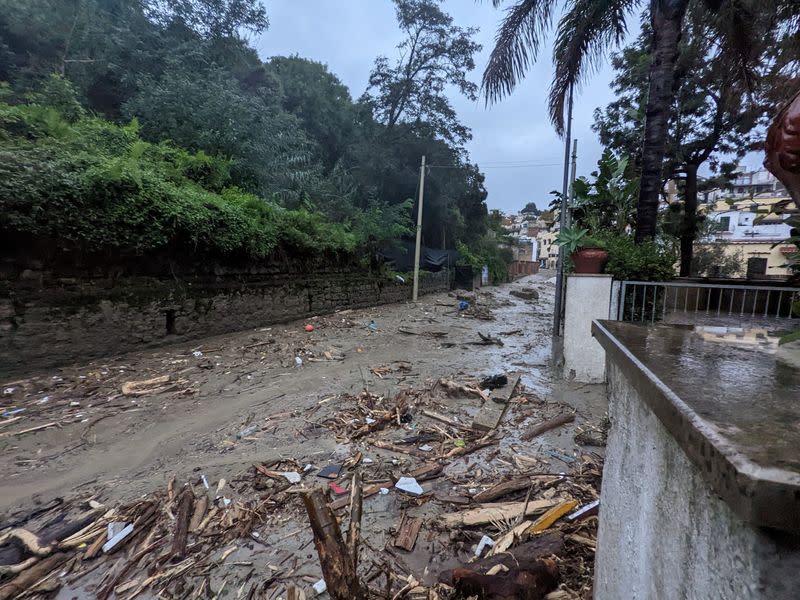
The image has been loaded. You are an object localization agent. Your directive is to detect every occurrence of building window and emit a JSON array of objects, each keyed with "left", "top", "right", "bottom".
[
  {"left": 718, "top": 216, "right": 730, "bottom": 231},
  {"left": 746, "top": 257, "right": 767, "bottom": 277}
]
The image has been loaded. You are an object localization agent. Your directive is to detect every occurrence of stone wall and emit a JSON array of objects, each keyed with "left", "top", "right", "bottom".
[{"left": 0, "top": 268, "right": 450, "bottom": 375}]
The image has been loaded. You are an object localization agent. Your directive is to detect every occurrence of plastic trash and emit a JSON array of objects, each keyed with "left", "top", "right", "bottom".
[
  {"left": 281, "top": 472, "right": 302, "bottom": 484},
  {"left": 379, "top": 487, "right": 389, "bottom": 495},
  {"left": 458, "top": 300, "right": 470, "bottom": 311},
  {"left": 418, "top": 444, "right": 433, "bottom": 452},
  {"left": 103, "top": 523, "right": 133, "bottom": 553},
  {"left": 237, "top": 424, "right": 258, "bottom": 439},
  {"left": 395, "top": 275, "right": 405, "bottom": 283},
  {"left": 368, "top": 320, "right": 378, "bottom": 332},
  {"left": 192, "top": 350, "right": 203, "bottom": 357},
  {"left": 304, "top": 324, "right": 314, "bottom": 332},
  {"left": 365, "top": 417, "right": 377, "bottom": 425},
  {"left": 313, "top": 579, "right": 327, "bottom": 595},
  {"left": 395, "top": 477, "right": 423, "bottom": 496},
  {"left": 294, "top": 356, "right": 303, "bottom": 367},
  {"left": 1, "top": 408, "right": 25, "bottom": 417},
  {"left": 200, "top": 475, "right": 210, "bottom": 489},
  {"left": 2, "top": 387, "right": 15, "bottom": 395},
  {"left": 454, "top": 439, "right": 466, "bottom": 448},
  {"left": 475, "top": 535, "right": 495, "bottom": 557}
]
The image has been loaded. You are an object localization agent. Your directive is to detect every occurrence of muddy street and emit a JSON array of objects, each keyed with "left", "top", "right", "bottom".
[{"left": 1, "top": 273, "right": 608, "bottom": 599}]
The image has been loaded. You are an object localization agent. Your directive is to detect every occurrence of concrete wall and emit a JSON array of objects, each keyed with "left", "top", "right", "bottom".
[
  {"left": 595, "top": 361, "right": 800, "bottom": 600},
  {"left": 563, "top": 274, "right": 613, "bottom": 383},
  {"left": 0, "top": 269, "right": 450, "bottom": 375}
]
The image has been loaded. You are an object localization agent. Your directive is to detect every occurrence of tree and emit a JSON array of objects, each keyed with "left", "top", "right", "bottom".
[
  {"left": 481, "top": 0, "right": 782, "bottom": 242},
  {"left": 595, "top": 15, "right": 773, "bottom": 275},
  {"left": 521, "top": 201, "right": 541, "bottom": 215},
  {"left": 363, "top": 0, "right": 481, "bottom": 147},
  {"left": 144, "top": 0, "right": 268, "bottom": 38}
]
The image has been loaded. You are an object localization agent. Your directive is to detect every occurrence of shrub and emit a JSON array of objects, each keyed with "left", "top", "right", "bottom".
[{"left": 598, "top": 233, "right": 676, "bottom": 281}]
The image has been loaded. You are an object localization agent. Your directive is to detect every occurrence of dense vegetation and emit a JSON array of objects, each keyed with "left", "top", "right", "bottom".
[{"left": 0, "top": 0, "right": 504, "bottom": 271}]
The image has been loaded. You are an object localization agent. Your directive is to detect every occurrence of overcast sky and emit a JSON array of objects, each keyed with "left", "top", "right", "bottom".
[{"left": 252, "top": 1, "right": 629, "bottom": 214}]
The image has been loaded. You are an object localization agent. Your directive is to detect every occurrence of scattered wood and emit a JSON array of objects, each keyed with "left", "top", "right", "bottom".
[
  {"left": 347, "top": 470, "right": 362, "bottom": 567},
  {"left": 520, "top": 414, "right": 576, "bottom": 441},
  {"left": 439, "top": 535, "right": 563, "bottom": 600},
  {"left": 438, "top": 378, "right": 488, "bottom": 401},
  {"left": 0, "top": 551, "right": 70, "bottom": 600},
  {"left": 440, "top": 500, "right": 557, "bottom": 528},
  {"left": 1, "top": 422, "right": 58, "bottom": 438},
  {"left": 189, "top": 495, "right": 209, "bottom": 532},
  {"left": 527, "top": 500, "right": 580, "bottom": 534},
  {"left": 565, "top": 534, "right": 596, "bottom": 549},
  {"left": 369, "top": 440, "right": 430, "bottom": 459},
  {"left": 302, "top": 489, "right": 367, "bottom": 600},
  {"left": 420, "top": 409, "right": 470, "bottom": 430},
  {"left": 473, "top": 477, "right": 532, "bottom": 503},
  {"left": 393, "top": 515, "right": 422, "bottom": 552},
  {"left": 172, "top": 488, "right": 195, "bottom": 558},
  {"left": 329, "top": 463, "right": 442, "bottom": 511},
  {"left": 121, "top": 374, "right": 171, "bottom": 396}
]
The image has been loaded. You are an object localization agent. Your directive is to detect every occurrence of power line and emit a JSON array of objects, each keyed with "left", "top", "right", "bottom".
[{"left": 427, "top": 162, "right": 561, "bottom": 170}]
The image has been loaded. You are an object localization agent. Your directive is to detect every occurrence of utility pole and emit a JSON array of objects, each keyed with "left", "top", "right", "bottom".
[
  {"left": 552, "top": 84, "right": 574, "bottom": 338},
  {"left": 412, "top": 155, "right": 426, "bottom": 302},
  {"left": 566, "top": 139, "right": 578, "bottom": 229}
]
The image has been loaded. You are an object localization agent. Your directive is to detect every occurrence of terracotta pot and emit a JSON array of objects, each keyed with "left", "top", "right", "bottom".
[{"left": 571, "top": 247, "right": 608, "bottom": 274}]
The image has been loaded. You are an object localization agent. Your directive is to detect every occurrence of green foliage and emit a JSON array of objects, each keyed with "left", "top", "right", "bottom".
[
  {"left": 521, "top": 202, "right": 541, "bottom": 216},
  {"left": 690, "top": 243, "right": 743, "bottom": 278},
  {"left": 0, "top": 0, "right": 498, "bottom": 267},
  {"left": 571, "top": 150, "right": 637, "bottom": 235},
  {"left": 0, "top": 96, "right": 387, "bottom": 259},
  {"left": 555, "top": 226, "right": 589, "bottom": 254},
  {"left": 456, "top": 237, "right": 512, "bottom": 285},
  {"left": 596, "top": 233, "right": 676, "bottom": 281}
]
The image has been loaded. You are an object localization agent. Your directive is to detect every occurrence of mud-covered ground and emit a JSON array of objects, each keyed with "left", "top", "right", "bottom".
[{"left": 0, "top": 273, "right": 608, "bottom": 599}]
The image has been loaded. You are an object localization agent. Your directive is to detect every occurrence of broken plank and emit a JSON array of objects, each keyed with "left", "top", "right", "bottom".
[
  {"left": 440, "top": 500, "right": 557, "bottom": 528},
  {"left": 526, "top": 499, "right": 579, "bottom": 534},
  {"left": 328, "top": 463, "right": 441, "bottom": 511},
  {"left": 472, "top": 477, "right": 532, "bottom": 503},
  {"left": 489, "top": 372, "right": 521, "bottom": 405},
  {"left": 470, "top": 373, "right": 520, "bottom": 431},
  {"left": 520, "top": 414, "right": 576, "bottom": 441},
  {"left": 369, "top": 440, "right": 429, "bottom": 459},
  {"left": 394, "top": 515, "right": 422, "bottom": 552}
]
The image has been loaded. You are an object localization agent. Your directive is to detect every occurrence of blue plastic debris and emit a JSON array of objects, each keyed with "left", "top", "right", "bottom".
[{"left": 458, "top": 300, "right": 470, "bottom": 311}]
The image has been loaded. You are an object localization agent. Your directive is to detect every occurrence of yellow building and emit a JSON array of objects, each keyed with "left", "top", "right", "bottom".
[{"left": 699, "top": 195, "right": 797, "bottom": 279}]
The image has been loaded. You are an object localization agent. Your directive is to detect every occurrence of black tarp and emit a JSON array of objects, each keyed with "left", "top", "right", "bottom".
[{"left": 380, "top": 241, "right": 458, "bottom": 272}]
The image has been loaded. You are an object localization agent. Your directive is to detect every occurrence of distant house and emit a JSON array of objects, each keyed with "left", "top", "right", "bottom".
[{"left": 699, "top": 195, "right": 796, "bottom": 279}]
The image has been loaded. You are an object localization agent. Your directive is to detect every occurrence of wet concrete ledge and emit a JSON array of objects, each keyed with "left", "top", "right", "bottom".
[{"left": 592, "top": 320, "right": 800, "bottom": 533}]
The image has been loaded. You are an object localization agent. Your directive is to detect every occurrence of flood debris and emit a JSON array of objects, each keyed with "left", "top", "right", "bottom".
[{"left": 0, "top": 282, "right": 604, "bottom": 599}]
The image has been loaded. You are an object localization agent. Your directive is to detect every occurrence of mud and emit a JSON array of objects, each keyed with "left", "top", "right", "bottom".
[{"left": 1, "top": 272, "right": 608, "bottom": 599}]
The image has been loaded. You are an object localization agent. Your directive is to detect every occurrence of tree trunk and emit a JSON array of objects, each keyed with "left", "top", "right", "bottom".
[
  {"left": 635, "top": 0, "right": 690, "bottom": 241},
  {"left": 680, "top": 162, "right": 699, "bottom": 276}
]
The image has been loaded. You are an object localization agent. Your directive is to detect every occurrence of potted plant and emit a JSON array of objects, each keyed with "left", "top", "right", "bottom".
[{"left": 556, "top": 226, "right": 609, "bottom": 274}]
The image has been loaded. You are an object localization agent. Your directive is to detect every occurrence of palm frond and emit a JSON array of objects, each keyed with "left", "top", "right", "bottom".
[
  {"left": 549, "top": 0, "right": 637, "bottom": 134},
  {"left": 482, "top": 0, "right": 559, "bottom": 104}
]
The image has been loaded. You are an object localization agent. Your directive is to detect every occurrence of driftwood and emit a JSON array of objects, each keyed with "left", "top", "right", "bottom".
[
  {"left": 347, "top": 470, "right": 362, "bottom": 567},
  {"left": 369, "top": 440, "right": 430, "bottom": 459},
  {"left": 473, "top": 478, "right": 533, "bottom": 503},
  {"left": 439, "top": 535, "right": 563, "bottom": 600},
  {"left": 189, "top": 495, "right": 208, "bottom": 532},
  {"left": 171, "top": 488, "right": 195, "bottom": 559},
  {"left": 394, "top": 514, "right": 422, "bottom": 552},
  {"left": 302, "top": 489, "right": 367, "bottom": 600},
  {"left": 440, "top": 500, "right": 557, "bottom": 528},
  {"left": 0, "top": 551, "right": 70, "bottom": 600},
  {"left": 520, "top": 414, "right": 576, "bottom": 441}
]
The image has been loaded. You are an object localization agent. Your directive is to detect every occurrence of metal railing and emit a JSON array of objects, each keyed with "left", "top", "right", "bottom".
[{"left": 617, "top": 281, "right": 800, "bottom": 324}]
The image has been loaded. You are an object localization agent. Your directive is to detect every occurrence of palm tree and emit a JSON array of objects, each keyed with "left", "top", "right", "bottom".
[{"left": 482, "top": 0, "right": 771, "bottom": 242}]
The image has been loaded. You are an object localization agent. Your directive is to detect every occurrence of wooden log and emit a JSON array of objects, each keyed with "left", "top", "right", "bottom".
[
  {"left": 440, "top": 500, "right": 557, "bottom": 528},
  {"left": 520, "top": 414, "right": 576, "bottom": 441},
  {"left": 473, "top": 478, "right": 532, "bottom": 503},
  {"left": 171, "top": 488, "right": 194, "bottom": 559},
  {"left": 347, "top": 470, "right": 362, "bottom": 567},
  {"left": 0, "top": 551, "right": 70, "bottom": 600},
  {"left": 302, "top": 489, "right": 367, "bottom": 600},
  {"left": 394, "top": 515, "right": 422, "bottom": 552},
  {"left": 369, "top": 440, "right": 429, "bottom": 459},
  {"left": 189, "top": 494, "right": 208, "bottom": 532}
]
